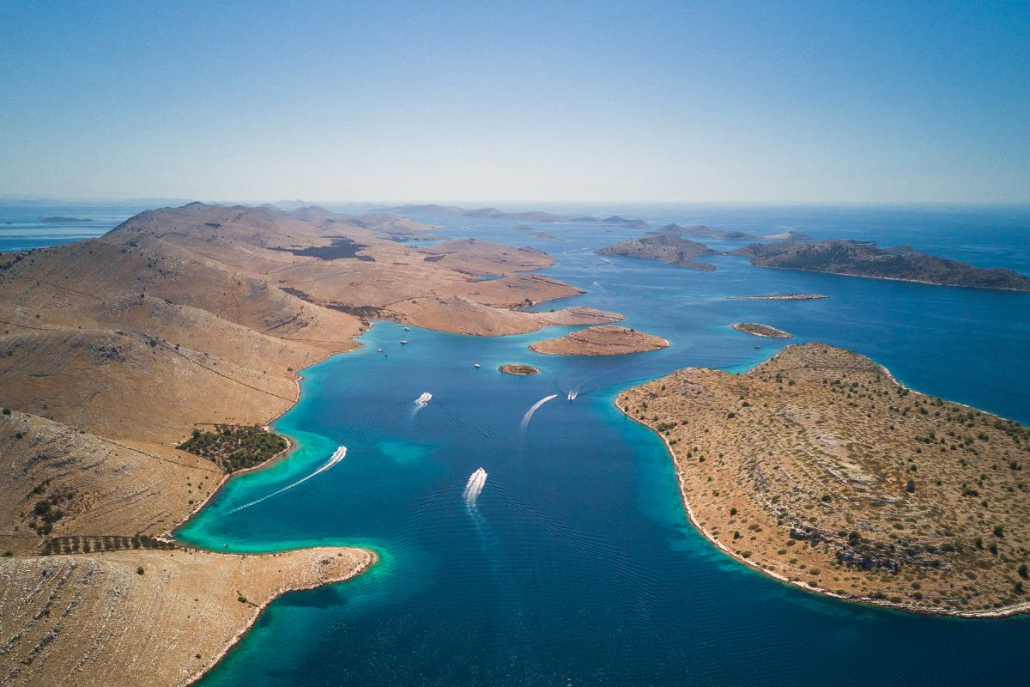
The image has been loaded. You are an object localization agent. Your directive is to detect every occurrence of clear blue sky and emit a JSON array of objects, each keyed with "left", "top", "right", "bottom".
[{"left": 1, "top": 1, "right": 1028, "bottom": 203}]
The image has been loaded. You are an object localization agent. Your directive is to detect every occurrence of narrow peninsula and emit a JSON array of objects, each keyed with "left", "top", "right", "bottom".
[{"left": 618, "top": 344, "right": 1030, "bottom": 616}]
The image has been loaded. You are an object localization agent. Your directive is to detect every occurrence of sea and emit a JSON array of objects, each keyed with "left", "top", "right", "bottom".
[{"left": 9, "top": 201, "right": 1030, "bottom": 685}]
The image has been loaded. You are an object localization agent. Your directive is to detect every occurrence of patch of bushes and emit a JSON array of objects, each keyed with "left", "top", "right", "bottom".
[{"left": 178, "top": 424, "right": 288, "bottom": 472}]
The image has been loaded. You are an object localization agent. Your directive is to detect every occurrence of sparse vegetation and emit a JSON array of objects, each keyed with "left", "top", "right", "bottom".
[{"left": 619, "top": 343, "right": 1030, "bottom": 614}]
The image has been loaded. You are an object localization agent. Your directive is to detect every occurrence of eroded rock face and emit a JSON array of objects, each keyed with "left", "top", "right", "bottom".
[{"left": 619, "top": 343, "right": 1030, "bottom": 616}]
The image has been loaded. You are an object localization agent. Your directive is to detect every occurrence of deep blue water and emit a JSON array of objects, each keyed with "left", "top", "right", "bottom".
[{"left": 172, "top": 206, "right": 1030, "bottom": 686}]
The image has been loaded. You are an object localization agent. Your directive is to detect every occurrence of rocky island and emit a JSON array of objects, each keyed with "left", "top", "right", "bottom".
[
  {"left": 499, "top": 363, "right": 540, "bottom": 375},
  {"left": 732, "top": 322, "right": 792, "bottom": 338},
  {"left": 728, "top": 293, "right": 828, "bottom": 300},
  {"left": 619, "top": 344, "right": 1030, "bottom": 616},
  {"left": 597, "top": 234, "right": 718, "bottom": 270},
  {"left": 733, "top": 239, "right": 1030, "bottom": 291},
  {"left": 530, "top": 325, "right": 669, "bottom": 356}
]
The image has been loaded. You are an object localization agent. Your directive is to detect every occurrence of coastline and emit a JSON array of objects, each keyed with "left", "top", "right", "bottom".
[
  {"left": 616, "top": 378, "right": 1030, "bottom": 620},
  {"left": 185, "top": 548, "right": 378, "bottom": 687},
  {"left": 162, "top": 337, "right": 363, "bottom": 542},
  {"left": 171, "top": 333, "right": 377, "bottom": 684}
]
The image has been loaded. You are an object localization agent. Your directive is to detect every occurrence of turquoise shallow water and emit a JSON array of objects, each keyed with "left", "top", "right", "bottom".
[{"left": 172, "top": 205, "right": 1030, "bottom": 686}]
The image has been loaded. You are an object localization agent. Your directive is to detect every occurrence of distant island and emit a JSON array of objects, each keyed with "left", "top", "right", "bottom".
[
  {"left": 597, "top": 234, "right": 717, "bottom": 270},
  {"left": 385, "top": 204, "right": 566, "bottom": 222},
  {"left": 728, "top": 293, "right": 827, "bottom": 300},
  {"left": 732, "top": 322, "right": 792, "bottom": 338},
  {"left": 530, "top": 325, "right": 669, "bottom": 356},
  {"left": 649, "top": 224, "right": 810, "bottom": 241},
  {"left": 385, "top": 206, "right": 653, "bottom": 229},
  {"left": 619, "top": 343, "right": 1030, "bottom": 616},
  {"left": 499, "top": 363, "right": 540, "bottom": 375},
  {"left": 761, "top": 230, "right": 811, "bottom": 240},
  {"left": 38, "top": 215, "right": 93, "bottom": 223},
  {"left": 599, "top": 215, "right": 647, "bottom": 228},
  {"left": 732, "top": 239, "right": 1030, "bottom": 291},
  {"left": 652, "top": 223, "right": 759, "bottom": 241}
]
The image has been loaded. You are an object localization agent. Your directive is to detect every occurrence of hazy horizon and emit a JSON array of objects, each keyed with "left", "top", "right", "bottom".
[
  {"left": 2, "top": 1, "right": 1028, "bottom": 203},
  {"left": 6, "top": 197, "right": 1030, "bottom": 210}
]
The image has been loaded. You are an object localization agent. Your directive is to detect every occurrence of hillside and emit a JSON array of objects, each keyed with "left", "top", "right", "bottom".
[{"left": 732, "top": 240, "right": 1030, "bottom": 291}]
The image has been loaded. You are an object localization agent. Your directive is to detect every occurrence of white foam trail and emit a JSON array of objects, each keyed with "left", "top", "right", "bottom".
[
  {"left": 463, "top": 467, "right": 488, "bottom": 506},
  {"left": 414, "top": 392, "right": 433, "bottom": 412},
  {"left": 228, "top": 446, "right": 346, "bottom": 513},
  {"left": 567, "top": 389, "right": 579, "bottom": 402},
  {"left": 520, "top": 394, "right": 558, "bottom": 432}
]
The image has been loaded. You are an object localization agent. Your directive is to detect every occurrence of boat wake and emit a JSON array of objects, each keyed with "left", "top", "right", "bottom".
[
  {"left": 414, "top": 391, "right": 433, "bottom": 412},
  {"left": 520, "top": 394, "right": 558, "bottom": 433},
  {"left": 228, "top": 445, "right": 347, "bottom": 513},
  {"left": 461, "top": 468, "right": 524, "bottom": 645},
  {"left": 463, "top": 467, "right": 488, "bottom": 507}
]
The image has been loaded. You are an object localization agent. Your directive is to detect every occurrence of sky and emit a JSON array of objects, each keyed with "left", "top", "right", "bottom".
[{"left": 1, "top": 0, "right": 1028, "bottom": 204}]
